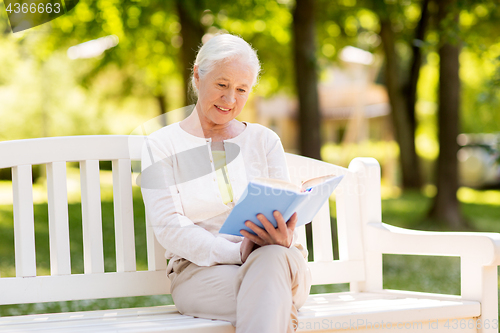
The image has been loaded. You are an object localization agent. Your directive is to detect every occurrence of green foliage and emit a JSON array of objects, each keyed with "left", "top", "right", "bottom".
[
  {"left": 1, "top": 0, "right": 500, "bottom": 140},
  {"left": 207, "top": 0, "right": 296, "bottom": 96}
]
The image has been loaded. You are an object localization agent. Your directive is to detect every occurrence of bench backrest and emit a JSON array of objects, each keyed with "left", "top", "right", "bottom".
[{"left": 0, "top": 135, "right": 370, "bottom": 305}]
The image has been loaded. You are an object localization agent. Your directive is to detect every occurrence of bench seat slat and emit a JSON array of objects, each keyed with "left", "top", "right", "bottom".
[
  {"left": 0, "top": 317, "right": 234, "bottom": 333},
  {"left": 0, "top": 292, "right": 480, "bottom": 333},
  {"left": 80, "top": 160, "right": 105, "bottom": 274},
  {"left": 46, "top": 162, "right": 72, "bottom": 276},
  {"left": 0, "top": 305, "right": 180, "bottom": 325},
  {"left": 298, "top": 291, "right": 480, "bottom": 331},
  {"left": 112, "top": 159, "right": 137, "bottom": 273},
  {"left": 12, "top": 165, "right": 37, "bottom": 278}
]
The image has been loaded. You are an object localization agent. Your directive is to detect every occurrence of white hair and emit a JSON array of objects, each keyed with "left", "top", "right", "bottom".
[{"left": 190, "top": 33, "right": 261, "bottom": 97}]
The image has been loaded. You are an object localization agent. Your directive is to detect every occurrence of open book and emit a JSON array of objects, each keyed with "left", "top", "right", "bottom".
[{"left": 219, "top": 174, "right": 344, "bottom": 237}]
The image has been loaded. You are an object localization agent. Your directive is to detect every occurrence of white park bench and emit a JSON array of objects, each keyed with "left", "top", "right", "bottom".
[{"left": 0, "top": 135, "right": 499, "bottom": 333}]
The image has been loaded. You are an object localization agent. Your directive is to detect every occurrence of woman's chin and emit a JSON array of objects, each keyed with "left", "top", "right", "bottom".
[{"left": 212, "top": 111, "right": 236, "bottom": 123}]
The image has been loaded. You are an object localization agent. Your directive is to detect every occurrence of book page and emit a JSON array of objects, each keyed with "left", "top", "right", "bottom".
[
  {"left": 301, "top": 174, "right": 338, "bottom": 191},
  {"left": 251, "top": 177, "right": 301, "bottom": 192}
]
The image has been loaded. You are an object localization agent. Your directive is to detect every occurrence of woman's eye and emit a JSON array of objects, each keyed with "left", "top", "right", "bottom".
[
  {"left": 218, "top": 84, "right": 226, "bottom": 88},
  {"left": 238, "top": 89, "right": 246, "bottom": 93}
]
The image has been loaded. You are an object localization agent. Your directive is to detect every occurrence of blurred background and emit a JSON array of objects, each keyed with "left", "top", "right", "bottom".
[{"left": 0, "top": 0, "right": 500, "bottom": 316}]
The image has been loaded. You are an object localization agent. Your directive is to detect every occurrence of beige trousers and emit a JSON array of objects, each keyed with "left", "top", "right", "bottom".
[{"left": 168, "top": 245, "right": 312, "bottom": 333}]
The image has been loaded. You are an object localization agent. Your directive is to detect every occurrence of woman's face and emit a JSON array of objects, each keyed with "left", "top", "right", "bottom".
[{"left": 194, "top": 57, "right": 254, "bottom": 127}]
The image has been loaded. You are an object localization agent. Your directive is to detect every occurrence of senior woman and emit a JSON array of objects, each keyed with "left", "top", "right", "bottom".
[{"left": 141, "top": 33, "right": 311, "bottom": 333}]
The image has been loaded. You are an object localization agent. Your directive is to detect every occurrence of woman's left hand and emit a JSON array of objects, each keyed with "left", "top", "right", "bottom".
[{"left": 240, "top": 211, "right": 297, "bottom": 248}]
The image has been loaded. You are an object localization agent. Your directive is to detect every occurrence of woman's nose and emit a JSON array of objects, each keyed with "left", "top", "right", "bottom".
[{"left": 223, "top": 90, "right": 236, "bottom": 104}]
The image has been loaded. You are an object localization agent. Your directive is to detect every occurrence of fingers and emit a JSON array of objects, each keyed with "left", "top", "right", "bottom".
[
  {"left": 271, "top": 210, "right": 286, "bottom": 236},
  {"left": 257, "top": 212, "right": 288, "bottom": 247},
  {"left": 241, "top": 212, "right": 296, "bottom": 248},
  {"left": 242, "top": 216, "right": 278, "bottom": 246},
  {"left": 240, "top": 224, "right": 267, "bottom": 246},
  {"left": 257, "top": 214, "right": 279, "bottom": 238},
  {"left": 287, "top": 212, "right": 298, "bottom": 231}
]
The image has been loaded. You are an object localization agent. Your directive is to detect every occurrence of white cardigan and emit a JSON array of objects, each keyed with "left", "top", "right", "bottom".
[{"left": 141, "top": 122, "right": 307, "bottom": 274}]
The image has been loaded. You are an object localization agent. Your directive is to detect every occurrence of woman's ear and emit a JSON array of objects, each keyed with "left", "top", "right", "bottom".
[{"left": 193, "top": 65, "right": 200, "bottom": 89}]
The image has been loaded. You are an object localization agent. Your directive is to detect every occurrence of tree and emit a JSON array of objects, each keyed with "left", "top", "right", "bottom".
[
  {"left": 456, "top": 1, "right": 500, "bottom": 134},
  {"left": 292, "top": 0, "right": 321, "bottom": 160},
  {"left": 406, "top": 0, "right": 430, "bottom": 144},
  {"left": 379, "top": 17, "right": 421, "bottom": 190},
  {"left": 374, "top": 0, "right": 425, "bottom": 190},
  {"left": 315, "top": 0, "right": 426, "bottom": 188},
  {"left": 32, "top": 0, "right": 184, "bottom": 121},
  {"left": 428, "top": 0, "right": 464, "bottom": 229},
  {"left": 175, "top": 0, "right": 207, "bottom": 108}
]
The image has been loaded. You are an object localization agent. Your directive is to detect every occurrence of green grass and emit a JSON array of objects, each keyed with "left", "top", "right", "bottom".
[
  {"left": 379, "top": 190, "right": 500, "bottom": 296},
  {"left": 1, "top": 189, "right": 499, "bottom": 316},
  {"left": 311, "top": 190, "right": 500, "bottom": 296}
]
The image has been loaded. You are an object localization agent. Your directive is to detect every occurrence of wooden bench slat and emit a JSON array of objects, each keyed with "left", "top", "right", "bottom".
[
  {"left": 46, "top": 162, "right": 72, "bottom": 276},
  {"left": 335, "top": 172, "right": 365, "bottom": 262},
  {"left": 296, "top": 225, "right": 308, "bottom": 254},
  {"left": 1, "top": 317, "right": 235, "bottom": 333},
  {"left": 311, "top": 201, "right": 334, "bottom": 262},
  {"left": 0, "top": 305, "right": 180, "bottom": 325},
  {"left": 0, "top": 292, "right": 480, "bottom": 333},
  {"left": 12, "top": 165, "right": 36, "bottom": 278},
  {"left": 112, "top": 159, "right": 137, "bottom": 273},
  {"left": 146, "top": 214, "right": 167, "bottom": 271},
  {"left": 80, "top": 160, "right": 104, "bottom": 274},
  {"left": 0, "top": 136, "right": 145, "bottom": 168},
  {"left": 0, "top": 271, "right": 169, "bottom": 305},
  {"left": 0, "top": 313, "right": 228, "bottom": 331},
  {"left": 298, "top": 291, "right": 480, "bottom": 330},
  {"left": 308, "top": 260, "right": 365, "bottom": 285}
]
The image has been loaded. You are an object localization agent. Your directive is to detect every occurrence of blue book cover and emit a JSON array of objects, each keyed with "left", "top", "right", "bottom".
[{"left": 219, "top": 174, "right": 344, "bottom": 237}]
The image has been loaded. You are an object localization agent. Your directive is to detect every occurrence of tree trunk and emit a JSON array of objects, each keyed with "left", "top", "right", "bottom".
[
  {"left": 156, "top": 93, "right": 167, "bottom": 127},
  {"left": 379, "top": 20, "right": 422, "bottom": 189},
  {"left": 175, "top": 0, "right": 205, "bottom": 110},
  {"left": 407, "top": 0, "right": 430, "bottom": 135},
  {"left": 428, "top": 0, "right": 465, "bottom": 229},
  {"left": 292, "top": 0, "right": 322, "bottom": 160}
]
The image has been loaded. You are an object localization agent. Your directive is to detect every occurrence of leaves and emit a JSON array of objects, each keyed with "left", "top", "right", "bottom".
[{"left": 1, "top": 0, "right": 499, "bottom": 138}]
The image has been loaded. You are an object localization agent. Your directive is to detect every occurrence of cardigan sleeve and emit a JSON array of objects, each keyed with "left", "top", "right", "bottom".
[{"left": 140, "top": 138, "right": 243, "bottom": 267}]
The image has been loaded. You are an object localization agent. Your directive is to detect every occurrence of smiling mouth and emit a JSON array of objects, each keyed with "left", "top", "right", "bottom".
[{"left": 215, "top": 105, "right": 231, "bottom": 112}]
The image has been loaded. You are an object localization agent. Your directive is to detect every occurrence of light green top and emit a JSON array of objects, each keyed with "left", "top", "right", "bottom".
[{"left": 212, "top": 150, "right": 234, "bottom": 204}]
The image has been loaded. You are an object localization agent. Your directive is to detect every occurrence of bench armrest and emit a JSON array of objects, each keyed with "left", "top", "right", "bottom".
[{"left": 367, "top": 222, "right": 500, "bottom": 266}]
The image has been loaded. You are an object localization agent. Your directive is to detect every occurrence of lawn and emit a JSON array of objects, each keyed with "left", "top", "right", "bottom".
[
  {"left": 311, "top": 189, "right": 500, "bottom": 296},
  {"left": 0, "top": 183, "right": 499, "bottom": 316}
]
